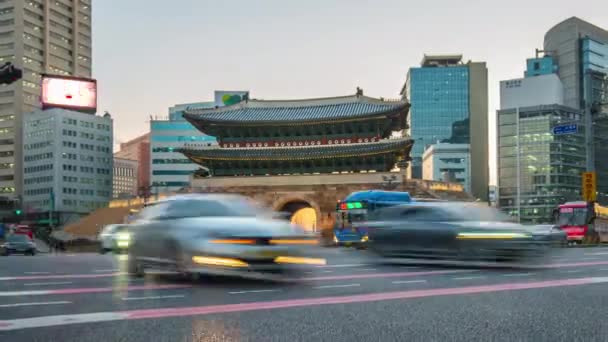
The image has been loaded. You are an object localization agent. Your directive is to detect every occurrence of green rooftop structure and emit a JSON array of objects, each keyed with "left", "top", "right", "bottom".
[{"left": 179, "top": 90, "right": 413, "bottom": 177}]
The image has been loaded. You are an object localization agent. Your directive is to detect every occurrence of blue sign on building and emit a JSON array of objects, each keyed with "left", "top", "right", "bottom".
[{"left": 552, "top": 124, "right": 577, "bottom": 135}]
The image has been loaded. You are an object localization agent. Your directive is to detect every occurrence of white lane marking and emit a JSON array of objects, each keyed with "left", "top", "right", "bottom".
[
  {"left": 24, "top": 282, "right": 73, "bottom": 287},
  {"left": 585, "top": 252, "right": 608, "bottom": 256},
  {"left": 453, "top": 276, "right": 486, "bottom": 281},
  {"left": 564, "top": 270, "right": 582, "bottom": 273},
  {"left": 599, "top": 268, "right": 608, "bottom": 271},
  {"left": 359, "top": 268, "right": 378, "bottom": 272},
  {"left": 0, "top": 290, "right": 49, "bottom": 297},
  {"left": 66, "top": 254, "right": 77, "bottom": 257},
  {"left": 313, "top": 283, "right": 360, "bottom": 289},
  {"left": 502, "top": 273, "right": 533, "bottom": 277},
  {"left": 0, "top": 301, "right": 71, "bottom": 308},
  {"left": 93, "top": 269, "right": 120, "bottom": 273},
  {"left": 0, "top": 312, "right": 130, "bottom": 330},
  {"left": 321, "top": 270, "right": 333, "bottom": 273},
  {"left": 121, "top": 295, "right": 185, "bottom": 301},
  {"left": 581, "top": 257, "right": 600, "bottom": 261},
  {"left": 228, "top": 289, "right": 281, "bottom": 295},
  {"left": 317, "top": 263, "right": 368, "bottom": 268},
  {"left": 391, "top": 280, "right": 427, "bottom": 284},
  {"left": 24, "top": 272, "right": 51, "bottom": 275}
]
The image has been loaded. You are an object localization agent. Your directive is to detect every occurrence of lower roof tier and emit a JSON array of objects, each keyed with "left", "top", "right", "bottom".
[{"left": 178, "top": 138, "right": 413, "bottom": 162}]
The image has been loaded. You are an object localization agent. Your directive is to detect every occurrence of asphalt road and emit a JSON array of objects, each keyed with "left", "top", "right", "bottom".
[{"left": 1, "top": 247, "right": 608, "bottom": 341}]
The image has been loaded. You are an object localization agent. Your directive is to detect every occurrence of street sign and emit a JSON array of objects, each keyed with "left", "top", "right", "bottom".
[
  {"left": 582, "top": 172, "right": 597, "bottom": 202},
  {"left": 553, "top": 124, "right": 578, "bottom": 135}
]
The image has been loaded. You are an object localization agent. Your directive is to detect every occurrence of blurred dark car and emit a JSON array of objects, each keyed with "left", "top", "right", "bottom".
[
  {"left": 127, "top": 194, "right": 324, "bottom": 279},
  {"left": 364, "top": 203, "right": 561, "bottom": 262},
  {"left": 1, "top": 234, "right": 37, "bottom": 256}
]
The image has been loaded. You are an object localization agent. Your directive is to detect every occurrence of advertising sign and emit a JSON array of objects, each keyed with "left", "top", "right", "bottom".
[
  {"left": 214, "top": 90, "right": 249, "bottom": 107},
  {"left": 41, "top": 75, "right": 97, "bottom": 113},
  {"left": 582, "top": 172, "right": 597, "bottom": 202}
]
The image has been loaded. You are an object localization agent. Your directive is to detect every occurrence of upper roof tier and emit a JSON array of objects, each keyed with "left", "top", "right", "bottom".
[{"left": 183, "top": 93, "right": 409, "bottom": 129}]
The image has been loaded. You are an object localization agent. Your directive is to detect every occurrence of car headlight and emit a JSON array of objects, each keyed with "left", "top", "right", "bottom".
[
  {"left": 456, "top": 232, "right": 531, "bottom": 240},
  {"left": 360, "top": 235, "right": 369, "bottom": 242},
  {"left": 115, "top": 233, "right": 130, "bottom": 241}
]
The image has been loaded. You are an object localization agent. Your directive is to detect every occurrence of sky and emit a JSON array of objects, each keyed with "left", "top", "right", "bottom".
[{"left": 92, "top": 0, "right": 607, "bottom": 185}]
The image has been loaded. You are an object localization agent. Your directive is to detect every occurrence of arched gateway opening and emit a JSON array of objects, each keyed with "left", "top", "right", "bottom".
[{"left": 278, "top": 200, "right": 318, "bottom": 232}]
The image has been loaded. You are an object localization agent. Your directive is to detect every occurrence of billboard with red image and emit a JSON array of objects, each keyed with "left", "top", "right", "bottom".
[{"left": 41, "top": 75, "right": 97, "bottom": 113}]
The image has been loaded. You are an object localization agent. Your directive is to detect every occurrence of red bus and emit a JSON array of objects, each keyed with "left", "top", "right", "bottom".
[{"left": 556, "top": 201, "right": 608, "bottom": 244}]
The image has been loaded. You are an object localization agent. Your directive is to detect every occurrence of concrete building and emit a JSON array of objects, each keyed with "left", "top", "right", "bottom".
[
  {"left": 150, "top": 102, "right": 217, "bottom": 194},
  {"left": 544, "top": 17, "right": 608, "bottom": 201},
  {"left": 422, "top": 143, "right": 471, "bottom": 193},
  {"left": 112, "top": 157, "right": 137, "bottom": 199},
  {"left": 500, "top": 73, "right": 564, "bottom": 109},
  {"left": 401, "top": 55, "right": 488, "bottom": 201},
  {"left": 114, "top": 133, "right": 150, "bottom": 194},
  {"left": 22, "top": 108, "right": 112, "bottom": 225},
  {"left": 0, "top": 0, "right": 93, "bottom": 200}
]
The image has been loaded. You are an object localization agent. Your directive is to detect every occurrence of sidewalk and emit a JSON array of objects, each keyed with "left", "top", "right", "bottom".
[{"left": 34, "top": 238, "right": 51, "bottom": 253}]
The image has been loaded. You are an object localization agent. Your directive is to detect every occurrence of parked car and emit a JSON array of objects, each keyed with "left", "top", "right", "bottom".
[{"left": 1, "top": 234, "right": 37, "bottom": 256}]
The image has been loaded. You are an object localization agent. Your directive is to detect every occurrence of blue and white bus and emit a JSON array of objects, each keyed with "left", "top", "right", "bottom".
[{"left": 333, "top": 190, "right": 413, "bottom": 246}]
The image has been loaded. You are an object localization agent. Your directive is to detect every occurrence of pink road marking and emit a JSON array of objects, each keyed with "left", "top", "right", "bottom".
[
  {"left": 296, "top": 269, "right": 468, "bottom": 281},
  {"left": 0, "top": 273, "right": 126, "bottom": 281},
  {"left": 124, "top": 276, "right": 607, "bottom": 319},
  {"left": 2, "top": 276, "right": 608, "bottom": 331}
]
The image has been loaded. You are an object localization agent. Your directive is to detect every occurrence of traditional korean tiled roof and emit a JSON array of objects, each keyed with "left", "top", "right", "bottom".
[
  {"left": 178, "top": 138, "right": 413, "bottom": 161},
  {"left": 183, "top": 94, "right": 408, "bottom": 126}
]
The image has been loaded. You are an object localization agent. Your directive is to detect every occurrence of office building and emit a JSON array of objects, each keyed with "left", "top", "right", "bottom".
[
  {"left": 0, "top": 0, "right": 93, "bottom": 199},
  {"left": 498, "top": 53, "right": 586, "bottom": 223},
  {"left": 401, "top": 55, "right": 488, "bottom": 200},
  {"left": 150, "top": 102, "right": 217, "bottom": 194},
  {"left": 497, "top": 104, "right": 585, "bottom": 223},
  {"left": 22, "top": 108, "right": 112, "bottom": 225},
  {"left": 544, "top": 17, "right": 608, "bottom": 201},
  {"left": 114, "top": 133, "right": 150, "bottom": 194},
  {"left": 113, "top": 157, "right": 137, "bottom": 199},
  {"left": 422, "top": 143, "right": 470, "bottom": 192}
]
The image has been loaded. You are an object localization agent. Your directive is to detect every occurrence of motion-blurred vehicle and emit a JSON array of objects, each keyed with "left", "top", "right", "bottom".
[
  {"left": 127, "top": 194, "right": 325, "bottom": 279},
  {"left": 98, "top": 224, "right": 131, "bottom": 254},
  {"left": 334, "top": 190, "right": 412, "bottom": 247},
  {"left": 1, "top": 234, "right": 37, "bottom": 256},
  {"left": 555, "top": 201, "right": 608, "bottom": 244},
  {"left": 365, "top": 202, "right": 561, "bottom": 262}
]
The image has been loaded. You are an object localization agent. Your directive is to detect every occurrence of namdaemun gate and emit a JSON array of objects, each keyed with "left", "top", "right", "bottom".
[{"left": 179, "top": 88, "right": 413, "bottom": 177}]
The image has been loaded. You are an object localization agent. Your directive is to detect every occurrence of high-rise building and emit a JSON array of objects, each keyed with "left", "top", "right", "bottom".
[
  {"left": 401, "top": 55, "right": 488, "bottom": 200},
  {"left": 114, "top": 133, "right": 150, "bottom": 194},
  {"left": 0, "top": 0, "right": 93, "bottom": 200},
  {"left": 496, "top": 104, "right": 585, "bottom": 223},
  {"left": 498, "top": 53, "right": 586, "bottom": 223},
  {"left": 150, "top": 102, "right": 217, "bottom": 194},
  {"left": 112, "top": 157, "right": 137, "bottom": 199},
  {"left": 544, "top": 17, "right": 608, "bottom": 202},
  {"left": 22, "top": 108, "right": 112, "bottom": 226}
]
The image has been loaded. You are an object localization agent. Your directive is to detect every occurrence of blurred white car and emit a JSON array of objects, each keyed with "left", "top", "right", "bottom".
[
  {"left": 98, "top": 224, "right": 131, "bottom": 253},
  {"left": 127, "top": 194, "right": 325, "bottom": 279}
]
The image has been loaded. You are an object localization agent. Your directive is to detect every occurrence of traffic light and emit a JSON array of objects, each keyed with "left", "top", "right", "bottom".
[
  {"left": 0, "top": 62, "right": 23, "bottom": 85},
  {"left": 14, "top": 209, "right": 22, "bottom": 215}
]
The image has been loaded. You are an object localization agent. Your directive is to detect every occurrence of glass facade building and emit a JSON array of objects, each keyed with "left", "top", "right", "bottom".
[
  {"left": 497, "top": 105, "right": 585, "bottom": 223},
  {"left": 150, "top": 102, "right": 217, "bottom": 193},
  {"left": 525, "top": 56, "right": 558, "bottom": 77},
  {"left": 582, "top": 37, "right": 608, "bottom": 202},
  {"left": 407, "top": 66, "right": 470, "bottom": 178}
]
